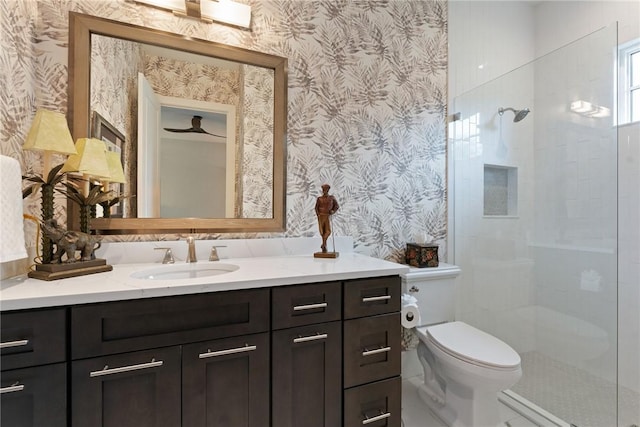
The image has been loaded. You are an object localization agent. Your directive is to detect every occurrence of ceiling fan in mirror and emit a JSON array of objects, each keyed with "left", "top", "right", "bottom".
[{"left": 163, "top": 115, "right": 225, "bottom": 138}]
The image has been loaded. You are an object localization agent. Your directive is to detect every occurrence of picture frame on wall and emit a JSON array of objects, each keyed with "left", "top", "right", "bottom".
[{"left": 92, "top": 111, "right": 126, "bottom": 218}]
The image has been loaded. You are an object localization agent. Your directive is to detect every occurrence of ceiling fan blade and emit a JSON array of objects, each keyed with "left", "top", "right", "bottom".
[
  {"left": 163, "top": 127, "right": 193, "bottom": 133},
  {"left": 163, "top": 116, "right": 226, "bottom": 138}
]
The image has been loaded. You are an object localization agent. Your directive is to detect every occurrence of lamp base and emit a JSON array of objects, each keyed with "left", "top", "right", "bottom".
[
  {"left": 28, "top": 258, "right": 112, "bottom": 281},
  {"left": 313, "top": 252, "right": 339, "bottom": 259}
]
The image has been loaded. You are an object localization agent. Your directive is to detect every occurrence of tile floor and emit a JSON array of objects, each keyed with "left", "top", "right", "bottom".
[{"left": 401, "top": 375, "right": 540, "bottom": 427}]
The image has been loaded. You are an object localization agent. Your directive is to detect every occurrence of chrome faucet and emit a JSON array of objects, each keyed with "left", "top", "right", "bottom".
[{"left": 186, "top": 237, "right": 197, "bottom": 263}]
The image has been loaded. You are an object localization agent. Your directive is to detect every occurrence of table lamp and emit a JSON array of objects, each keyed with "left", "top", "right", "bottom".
[
  {"left": 99, "top": 150, "right": 127, "bottom": 218},
  {"left": 61, "top": 138, "right": 111, "bottom": 233},
  {"left": 22, "top": 109, "right": 78, "bottom": 264}
]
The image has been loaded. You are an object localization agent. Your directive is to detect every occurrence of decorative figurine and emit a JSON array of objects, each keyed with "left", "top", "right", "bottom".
[
  {"left": 314, "top": 184, "right": 340, "bottom": 258},
  {"left": 41, "top": 218, "right": 102, "bottom": 263},
  {"left": 27, "top": 218, "right": 112, "bottom": 281}
]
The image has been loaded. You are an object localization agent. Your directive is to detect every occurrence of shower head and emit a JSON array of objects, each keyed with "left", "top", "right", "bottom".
[{"left": 498, "top": 107, "right": 530, "bottom": 122}]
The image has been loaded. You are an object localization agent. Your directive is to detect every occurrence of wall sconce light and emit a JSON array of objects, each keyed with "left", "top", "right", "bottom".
[{"left": 128, "top": 0, "right": 251, "bottom": 29}]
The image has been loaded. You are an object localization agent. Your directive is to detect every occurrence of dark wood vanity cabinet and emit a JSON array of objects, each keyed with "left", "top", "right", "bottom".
[
  {"left": 0, "top": 274, "right": 401, "bottom": 427},
  {"left": 70, "top": 289, "right": 270, "bottom": 427},
  {"left": 0, "top": 308, "right": 67, "bottom": 427},
  {"left": 343, "top": 276, "right": 402, "bottom": 427},
  {"left": 271, "top": 281, "right": 343, "bottom": 427}
]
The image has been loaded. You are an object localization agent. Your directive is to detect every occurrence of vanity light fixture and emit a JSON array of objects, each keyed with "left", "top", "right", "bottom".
[{"left": 128, "top": 0, "right": 251, "bottom": 29}]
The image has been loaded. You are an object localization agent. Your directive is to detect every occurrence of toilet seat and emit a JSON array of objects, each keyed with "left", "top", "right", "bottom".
[{"left": 419, "top": 322, "right": 521, "bottom": 370}]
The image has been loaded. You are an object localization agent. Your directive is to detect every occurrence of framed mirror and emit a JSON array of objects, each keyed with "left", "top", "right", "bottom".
[{"left": 68, "top": 12, "right": 287, "bottom": 234}]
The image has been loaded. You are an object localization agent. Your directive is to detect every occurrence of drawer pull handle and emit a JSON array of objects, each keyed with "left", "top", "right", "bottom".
[
  {"left": 362, "top": 346, "right": 391, "bottom": 357},
  {"left": 293, "top": 333, "right": 328, "bottom": 343},
  {"left": 362, "top": 295, "right": 391, "bottom": 303},
  {"left": 362, "top": 411, "right": 391, "bottom": 425},
  {"left": 0, "top": 339, "right": 29, "bottom": 349},
  {"left": 293, "top": 302, "right": 328, "bottom": 311},
  {"left": 90, "top": 359, "right": 163, "bottom": 377},
  {"left": 199, "top": 344, "right": 257, "bottom": 359},
  {"left": 0, "top": 383, "right": 25, "bottom": 394}
]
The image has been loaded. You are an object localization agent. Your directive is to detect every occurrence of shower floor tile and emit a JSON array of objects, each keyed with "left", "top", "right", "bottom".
[{"left": 512, "top": 351, "right": 639, "bottom": 427}]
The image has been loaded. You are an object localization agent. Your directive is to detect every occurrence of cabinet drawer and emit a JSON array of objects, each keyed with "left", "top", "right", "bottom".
[
  {"left": 344, "top": 376, "right": 401, "bottom": 427},
  {"left": 344, "top": 313, "right": 401, "bottom": 388},
  {"left": 1, "top": 362, "right": 67, "bottom": 427},
  {"left": 1, "top": 308, "right": 66, "bottom": 370},
  {"left": 71, "top": 288, "right": 269, "bottom": 359},
  {"left": 272, "top": 281, "right": 341, "bottom": 329},
  {"left": 343, "top": 276, "right": 400, "bottom": 319}
]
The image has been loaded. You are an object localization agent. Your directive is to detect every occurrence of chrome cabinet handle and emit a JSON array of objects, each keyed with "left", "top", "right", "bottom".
[
  {"left": 0, "top": 339, "right": 29, "bottom": 349},
  {"left": 362, "top": 412, "right": 391, "bottom": 425},
  {"left": 293, "top": 302, "right": 328, "bottom": 311},
  {"left": 0, "top": 383, "right": 25, "bottom": 394},
  {"left": 362, "top": 346, "right": 391, "bottom": 357},
  {"left": 293, "top": 333, "right": 328, "bottom": 343},
  {"left": 199, "top": 344, "right": 256, "bottom": 359},
  {"left": 362, "top": 295, "right": 391, "bottom": 303},
  {"left": 90, "top": 359, "right": 163, "bottom": 377}
]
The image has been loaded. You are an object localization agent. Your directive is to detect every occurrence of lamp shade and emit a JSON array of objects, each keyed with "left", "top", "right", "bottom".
[
  {"left": 105, "top": 150, "right": 126, "bottom": 184},
  {"left": 61, "top": 138, "right": 111, "bottom": 179},
  {"left": 23, "top": 110, "right": 77, "bottom": 155}
]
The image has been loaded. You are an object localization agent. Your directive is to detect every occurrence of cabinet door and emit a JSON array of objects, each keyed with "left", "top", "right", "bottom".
[
  {"left": 182, "top": 333, "right": 270, "bottom": 427},
  {"left": 272, "top": 321, "right": 342, "bottom": 427},
  {"left": 72, "top": 346, "right": 181, "bottom": 427},
  {"left": 1, "top": 363, "right": 66, "bottom": 427}
]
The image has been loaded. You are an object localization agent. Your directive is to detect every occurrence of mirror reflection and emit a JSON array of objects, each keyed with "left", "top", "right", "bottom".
[
  {"left": 90, "top": 34, "right": 274, "bottom": 220},
  {"left": 68, "top": 12, "right": 287, "bottom": 234}
]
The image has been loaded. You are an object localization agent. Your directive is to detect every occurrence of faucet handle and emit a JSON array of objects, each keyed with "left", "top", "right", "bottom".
[
  {"left": 155, "top": 247, "right": 175, "bottom": 264},
  {"left": 209, "top": 245, "right": 227, "bottom": 261}
]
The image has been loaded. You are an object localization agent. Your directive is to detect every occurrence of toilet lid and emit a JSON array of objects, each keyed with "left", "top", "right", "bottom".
[{"left": 426, "top": 322, "right": 521, "bottom": 369}]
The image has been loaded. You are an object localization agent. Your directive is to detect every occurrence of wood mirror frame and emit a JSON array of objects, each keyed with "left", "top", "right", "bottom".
[{"left": 68, "top": 12, "right": 287, "bottom": 234}]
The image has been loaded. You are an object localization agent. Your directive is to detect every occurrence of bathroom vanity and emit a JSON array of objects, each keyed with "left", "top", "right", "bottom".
[{"left": 0, "top": 252, "right": 407, "bottom": 427}]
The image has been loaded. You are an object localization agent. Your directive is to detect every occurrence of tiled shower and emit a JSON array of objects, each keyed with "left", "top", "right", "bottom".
[{"left": 449, "top": 2, "right": 639, "bottom": 425}]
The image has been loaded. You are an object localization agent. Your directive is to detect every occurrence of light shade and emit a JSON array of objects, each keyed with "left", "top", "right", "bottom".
[
  {"left": 61, "top": 138, "right": 111, "bottom": 179},
  {"left": 105, "top": 151, "right": 126, "bottom": 184},
  {"left": 23, "top": 109, "right": 77, "bottom": 155},
  {"left": 127, "top": 0, "right": 186, "bottom": 13},
  {"left": 201, "top": 0, "right": 251, "bottom": 29}
]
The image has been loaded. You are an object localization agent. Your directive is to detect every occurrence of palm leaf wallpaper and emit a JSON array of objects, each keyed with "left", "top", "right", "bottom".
[{"left": 1, "top": 0, "right": 448, "bottom": 263}]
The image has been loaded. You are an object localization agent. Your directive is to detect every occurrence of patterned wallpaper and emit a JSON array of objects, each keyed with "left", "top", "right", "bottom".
[{"left": 0, "top": 0, "right": 448, "bottom": 263}]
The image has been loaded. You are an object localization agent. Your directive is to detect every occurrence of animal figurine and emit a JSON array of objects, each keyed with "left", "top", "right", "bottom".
[{"left": 41, "top": 218, "right": 101, "bottom": 263}]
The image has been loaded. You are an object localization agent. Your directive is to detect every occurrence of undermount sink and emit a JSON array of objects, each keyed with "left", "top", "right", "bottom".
[{"left": 130, "top": 263, "right": 239, "bottom": 280}]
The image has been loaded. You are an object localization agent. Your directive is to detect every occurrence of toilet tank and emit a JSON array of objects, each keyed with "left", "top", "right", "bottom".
[{"left": 401, "top": 263, "right": 461, "bottom": 326}]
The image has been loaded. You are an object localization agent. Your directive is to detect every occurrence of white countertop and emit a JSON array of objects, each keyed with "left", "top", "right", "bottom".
[{"left": 0, "top": 253, "right": 409, "bottom": 311}]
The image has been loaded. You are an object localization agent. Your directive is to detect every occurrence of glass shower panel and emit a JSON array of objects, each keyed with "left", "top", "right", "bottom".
[{"left": 451, "top": 24, "right": 618, "bottom": 427}]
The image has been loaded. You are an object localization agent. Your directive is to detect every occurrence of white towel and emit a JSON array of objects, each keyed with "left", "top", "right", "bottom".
[{"left": 0, "top": 155, "right": 28, "bottom": 262}]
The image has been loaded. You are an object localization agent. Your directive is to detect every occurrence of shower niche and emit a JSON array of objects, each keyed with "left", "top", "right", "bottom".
[{"left": 483, "top": 164, "right": 518, "bottom": 216}]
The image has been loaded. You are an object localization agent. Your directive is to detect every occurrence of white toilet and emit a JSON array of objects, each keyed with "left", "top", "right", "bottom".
[{"left": 401, "top": 265, "right": 522, "bottom": 427}]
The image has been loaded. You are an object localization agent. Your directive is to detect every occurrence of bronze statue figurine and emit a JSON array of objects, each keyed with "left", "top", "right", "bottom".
[{"left": 314, "top": 184, "right": 339, "bottom": 257}]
